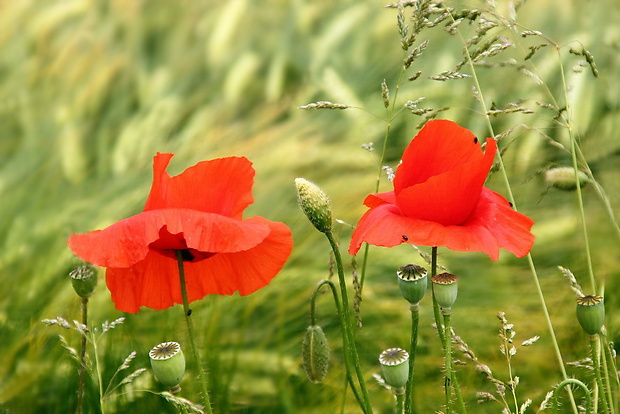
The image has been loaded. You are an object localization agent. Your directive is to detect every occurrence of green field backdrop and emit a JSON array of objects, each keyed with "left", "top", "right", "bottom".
[{"left": 1, "top": 0, "right": 619, "bottom": 413}]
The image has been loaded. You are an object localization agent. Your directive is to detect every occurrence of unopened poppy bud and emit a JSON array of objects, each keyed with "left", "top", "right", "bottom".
[
  {"left": 576, "top": 295, "right": 604, "bottom": 335},
  {"left": 149, "top": 341, "right": 186, "bottom": 392},
  {"left": 295, "top": 178, "right": 333, "bottom": 234},
  {"left": 432, "top": 272, "right": 458, "bottom": 311},
  {"left": 379, "top": 348, "right": 409, "bottom": 390},
  {"left": 545, "top": 167, "right": 589, "bottom": 191},
  {"left": 397, "top": 264, "right": 428, "bottom": 305},
  {"left": 301, "top": 325, "right": 330, "bottom": 383},
  {"left": 70, "top": 264, "right": 98, "bottom": 298}
]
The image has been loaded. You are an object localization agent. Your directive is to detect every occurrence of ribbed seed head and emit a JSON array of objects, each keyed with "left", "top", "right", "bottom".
[
  {"left": 301, "top": 325, "right": 330, "bottom": 383},
  {"left": 149, "top": 342, "right": 186, "bottom": 390},
  {"left": 432, "top": 272, "right": 458, "bottom": 310},
  {"left": 397, "top": 264, "right": 428, "bottom": 305},
  {"left": 295, "top": 178, "right": 333, "bottom": 234},
  {"left": 70, "top": 264, "right": 98, "bottom": 298},
  {"left": 576, "top": 295, "right": 605, "bottom": 335},
  {"left": 545, "top": 167, "right": 589, "bottom": 191},
  {"left": 379, "top": 348, "right": 409, "bottom": 389}
]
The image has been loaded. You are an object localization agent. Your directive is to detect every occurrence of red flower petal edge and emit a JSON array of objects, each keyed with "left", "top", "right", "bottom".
[
  {"left": 348, "top": 120, "right": 534, "bottom": 260},
  {"left": 68, "top": 153, "right": 293, "bottom": 313}
]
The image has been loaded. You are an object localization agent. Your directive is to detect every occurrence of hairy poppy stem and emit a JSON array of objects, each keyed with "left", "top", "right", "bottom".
[
  {"left": 77, "top": 297, "right": 88, "bottom": 414},
  {"left": 310, "top": 279, "right": 365, "bottom": 408},
  {"left": 176, "top": 251, "right": 213, "bottom": 414},
  {"left": 404, "top": 303, "right": 419, "bottom": 414},
  {"left": 325, "top": 232, "right": 373, "bottom": 414}
]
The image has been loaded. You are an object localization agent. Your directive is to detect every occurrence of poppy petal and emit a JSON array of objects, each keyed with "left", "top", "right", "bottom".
[
  {"left": 144, "top": 153, "right": 255, "bottom": 219},
  {"left": 348, "top": 189, "right": 534, "bottom": 260},
  {"left": 395, "top": 138, "right": 497, "bottom": 225},
  {"left": 106, "top": 218, "right": 293, "bottom": 313},
  {"left": 394, "top": 120, "right": 488, "bottom": 194},
  {"left": 67, "top": 209, "right": 271, "bottom": 268},
  {"left": 363, "top": 191, "right": 396, "bottom": 208},
  {"left": 464, "top": 188, "right": 535, "bottom": 258}
]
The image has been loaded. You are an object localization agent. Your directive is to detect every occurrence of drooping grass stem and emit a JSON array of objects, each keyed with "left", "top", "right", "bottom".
[
  {"left": 325, "top": 232, "right": 373, "bottom": 414},
  {"left": 175, "top": 251, "right": 213, "bottom": 414}
]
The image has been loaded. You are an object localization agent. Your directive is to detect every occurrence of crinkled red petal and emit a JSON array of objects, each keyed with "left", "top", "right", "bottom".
[
  {"left": 67, "top": 209, "right": 271, "bottom": 268},
  {"left": 144, "top": 153, "right": 254, "bottom": 219},
  {"left": 348, "top": 187, "right": 534, "bottom": 260},
  {"left": 106, "top": 218, "right": 293, "bottom": 313},
  {"left": 396, "top": 139, "right": 497, "bottom": 225}
]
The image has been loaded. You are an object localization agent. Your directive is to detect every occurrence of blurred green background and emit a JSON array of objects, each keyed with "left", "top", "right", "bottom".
[{"left": 1, "top": 0, "right": 619, "bottom": 412}]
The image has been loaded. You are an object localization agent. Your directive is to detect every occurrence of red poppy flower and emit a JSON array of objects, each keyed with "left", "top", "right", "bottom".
[
  {"left": 68, "top": 153, "right": 293, "bottom": 313},
  {"left": 348, "top": 120, "right": 534, "bottom": 260}
]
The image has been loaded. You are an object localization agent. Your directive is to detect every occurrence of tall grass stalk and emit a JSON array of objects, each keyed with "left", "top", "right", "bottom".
[{"left": 444, "top": 8, "right": 580, "bottom": 412}]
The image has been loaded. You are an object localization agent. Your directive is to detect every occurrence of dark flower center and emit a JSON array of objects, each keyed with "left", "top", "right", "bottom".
[{"left": 149, "top": 226, "right": 215, "bottom": 263}]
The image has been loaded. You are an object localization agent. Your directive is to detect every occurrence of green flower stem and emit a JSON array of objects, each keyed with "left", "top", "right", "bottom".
[
  {"left": 553, "top": 379, "right": 592, "bottom": 414},
  {"left": 175, "top": 251, "right": 213, "bottom": 414},
  {"left": 451, "top": 372, "right": 467, "bottom": 414},
  {"left": 395, "top": 389, "right": 405, "bottom": 414},
  {"left": 309, "top": 279, "right": 365, "bottom": 408},
  {"left": 77, "top": 296, "right": 88, "bottom": 414},
  {"left": 325, "top": 232, "right": 373, "bottom": 414},
  {"left": 404, "top": 304, "right": 420, "bottom": 414},
  {"left": 602, "top": 336, "right": 619, "bottom": 412},
  {"left": 442, "top": 310, "right": 453, "bottom": 414},
  {"left": 591, "top": 335, "right": 611, "bottom": 414}
]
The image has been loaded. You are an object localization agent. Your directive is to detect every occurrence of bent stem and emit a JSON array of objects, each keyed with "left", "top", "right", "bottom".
[
  {"left": 175, "top": 251, "right": 213, "bottom": 414},
  {"left": 404, "top": 304, "right": 420, "bottom": 414},
  {"left": 77, "top": 297, "right": 88, "bottom": 414},
  {"left": 325, "top": 232, "right": 373, "bottom": 414},
  {"left": 310, "top": 279, "right": 365, "bottom": 408}
]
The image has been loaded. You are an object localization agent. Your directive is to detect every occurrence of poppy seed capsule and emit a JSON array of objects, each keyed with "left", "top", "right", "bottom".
[
  {"left": 70, "top": 264, "right": 98, "bottom": 298},
  {"left": 545, "top": 167, "right": 589, "bottom": 191},
  {"left": 301, "top": 325, "right": 330, "bottom": 383},
  {"left": 397, "top": 264, "right": 428, "bottom": 305},
  {"left": 149, "top": 342, "right": 186, "bottom": 392},
  {"left": 379, "top": 348, "right": 409, "bottom": 390},
  {"left": 431, "top": 272, "right": 458, "bottom": 310},
  {"left": 295, "top": 178, "right": 333, "bottom": 234},
  {"left": 576, "top": 295, "right": 605, "bottom": 335}
]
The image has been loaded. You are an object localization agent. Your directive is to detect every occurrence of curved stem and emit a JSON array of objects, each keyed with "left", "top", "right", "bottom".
[
  {"left": 310, "top": 279, "right": 365, "bottom": 407},
  {"left": 553, "top": 379, "right": 592, "bottom": 414},
  {"left": 176, "top": 251, "right": 213, "bottom": 414},
  {"left": 404, "top": 304, "right": 420, "bottom": 414},
  {"left": 325, "top": 232, "right": 373, "bottom": 414},
  {"left": 77, "top": 297, "right": 88, "bottom": 414}
]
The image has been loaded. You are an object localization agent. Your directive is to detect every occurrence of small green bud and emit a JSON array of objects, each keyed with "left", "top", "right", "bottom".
[
  {"left": 545, "top": 167, "right": 589, "bottom": 191},
  {"left": 379, "top": 348, "right": 409, "bottom": 390},
  {"left": 432, "top": 272, "right": 458, "bottom": 311},
  {"left": 576, "top": 295, "right": 604, "bottom": 335},
  {"left": 70, "top": 264, "right": 98, "bottom": 298},
  {"left": 301, "top": 325, "right": 330, "bottom": 383},
  {"left": 149, "top": 342, "right": 186, "bottom": 392},
  {"left": 295, "top": 178, "right": 333, "bottom": 234},
  {"left": 397, "top": 264, "right": 428, "bottom": 305}
]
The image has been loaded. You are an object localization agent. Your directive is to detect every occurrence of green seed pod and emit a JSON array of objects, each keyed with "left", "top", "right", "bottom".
[
  {"left": 432, "top": 273, "right": 458, "bottom": 310},
  {"left": 149, "top": 342, "right": 186, "bottom": 391},
  {"left": 379, "top": 348, "right": 409, "bottom": 389},
  {"left": 301, "top": 325, "right": 330, "bottom": 383},
  {"left": 545, "top": 167, "right": 589, "bottom": 191},
  {"left": 397, "top": 264, "right": 428, "bottom": 305},
  {"left": 70, "top": 264, "right": 98, "bottom": 298},
  {"left": 295, "top": 178, "right": 333, "bottom": 234},
  {"left": 576, "top": 295, "right": 605, "bottom": 335}
]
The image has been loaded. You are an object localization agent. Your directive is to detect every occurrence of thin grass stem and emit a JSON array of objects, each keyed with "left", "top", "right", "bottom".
[
  {"left": 77, "top": 297, "right": 88, "bottom": 414},
  {"left": 175, "top": 251, "right": 213, "bottom": 414}
]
